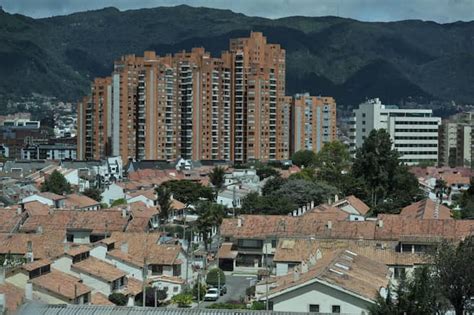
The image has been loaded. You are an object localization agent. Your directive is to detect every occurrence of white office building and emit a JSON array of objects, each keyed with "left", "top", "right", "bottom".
[{"left": 350, "top": 98, "right": 441, "bottom": 165}]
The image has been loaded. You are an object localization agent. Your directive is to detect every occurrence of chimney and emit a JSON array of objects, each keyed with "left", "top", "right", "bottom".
[
  {"left": 378, "top": 220, "right": 384, "bottom": 228},
  {"left": 328, "top": 197, "right": 332, "bottom": 205},
  {"left": 25, "top": 240, "right": 34, "bottom": 263},
  {"left": 25, "top": 283, "right": 33, "bottom": 300},
  {"left": 17, "top": 205, "right": 23, "bottom": 215},
  {"left": 0, "top": 267, "right": 5, "bottom": 284},
  {"left": 36, "top": 226, "right": 43, "bottom": 235},
  {"left": 293, "top": 267, "right": 300, "bottom": 281},
  {"left": 120, "top": 242, "right": 129, "bottom": 254},
  {"left": 334, "top": 194, "right": 339, "bottom": 202},
  {"left": 309, "top": 254, "right": 317, "bottom": 266},
  {"left": 237, "top": 218, "right": 242, "bottom": 227},
  {"left": 48, "top": 207, "right": 54, "bottom": 215},
  {"left": 121, "top": 207, "right": 128, "bottom": 218},
  {"left": 310, "top": 201, "right": 314, "bottom": 209},
  {"left": 327, "top": 220, "right": 332, "bottom": 230}
]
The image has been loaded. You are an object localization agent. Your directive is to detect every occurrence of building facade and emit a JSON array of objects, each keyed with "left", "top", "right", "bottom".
[
  {"left": 438, "top": 112, "right": 474, "bottom": 168},
  {"left": 350, "top": 98, "right": 441, "bottom": 165},
  {"left": 290, "top": 93, "right": 337, "bottom": 154},
  {"left": 77, "top": 32, "right": 289, "bottom": 163}
]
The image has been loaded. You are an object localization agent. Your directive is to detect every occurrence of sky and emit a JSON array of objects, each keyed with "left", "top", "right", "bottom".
[{"left": 1, "top": 0, "right": 474, "bottom": 23}]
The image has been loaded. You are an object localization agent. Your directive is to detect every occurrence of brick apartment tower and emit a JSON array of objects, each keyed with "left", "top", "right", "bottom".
[
  {"left": 229, "top": 32, "right": 287, "bottom": 162},
  {"left": 78, "top": 32, "right": 288, "bottom": 163},
  {"left": 290, "top": 93, "right": 337, "bottom": 154}
]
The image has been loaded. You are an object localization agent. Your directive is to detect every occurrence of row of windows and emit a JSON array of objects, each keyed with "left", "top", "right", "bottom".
[
  {"left": 395, "top": 143, "right": 438, "bottom": 148},
  {"left": 394, "top": 121, "right": 439, "bottom": 125},
  {"left": 395, "top": 136, "right": 438, "bottom": 140},
  {"left": 400, "top": 151, "right": 438, "bottom": 155},
  {"left": 309, "top": 304, "right": 341, "bottom": 313},
  {"left": 395, "top": 129, "right": 438, "bottom": 133}
]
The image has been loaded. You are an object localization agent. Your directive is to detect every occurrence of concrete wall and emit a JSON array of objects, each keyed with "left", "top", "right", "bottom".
[
  {"left": 77, "top": 272, "right": 112, "bottom": 296},
  {"left": 106, "top": 256, "right": 143, "bottom": 281},
  {"left": 51, "top": 256, "right": 73, "bottom": 274},
  {"left": 271, "top": 280, "right": 372, "bottom": 314},
  {"left": 22, "top": 195, "right": 53, "bottom": 206}
]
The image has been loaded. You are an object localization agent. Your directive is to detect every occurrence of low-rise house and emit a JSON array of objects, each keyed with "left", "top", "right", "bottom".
[
  {"left": 126, "top": 202, "right": 160, "bottom": 232},
  {"left": 64, "top": 194, "right": 100, "bottom": 211},
  {"left": 22, "top": 192, "right": 66, "bottom": 208},
  {"left": 7, "top": 260, "right": 92, "bottom": 305},
  {"left": 126, "top": 189, "right": 157, "bottom": 207},
  {"left": 90, "top": 232, "right": 190, "bottom": 298},
  {"left": 0, "top": 207, "right": 25, "bottom": 233},
  {"left": 399, "top": 199, "right": 452, "bottom": 220},
  {"left": 256, "top": 249, "right": 390, "bottom": 314},
  {"left": 0, "top": 268, "right": 25, "bottom": 315},
  {"left": 101, "top": 183, "right": 125, "bottom": 206},
  {"left": 0, "top": 232, "right": 66, "bottom": 262},
  {"left": 18, "top": 210, "right": 130, "bottom": 243}
]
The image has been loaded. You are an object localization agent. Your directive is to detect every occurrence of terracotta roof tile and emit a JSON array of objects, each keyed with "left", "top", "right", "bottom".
[
  {"left": 22, "top": 259, "right": 52, "bottom": 272},
  {"left": 66, "top": 245, "right": 90, "bottom": 257},
  {"left": 72, "top": 257, "right": 126, "bottom": 282},
  {"left": 400, "top": 199, "right": 452, "bottom": 220},
  {"left": 106, "top": 232, "right": 181, "bottom": 266},
  {"left": 217, "top": 242, "right": 238, "bottom": 259},
  {"left": 91, "top": 292, "right": 114, "bottom": 305},
  {"left": 30, "top": 270, "right": 91, "bottom": 300},
  {"left": 64, "top": 194, "right": 100, "bottom": 209},
  {"left": 19, "top": 210, "right": 129, "bottom": 234},
  {"left": 0, "top": 208, "right": 23, "bottom": 233},
  {"left": 122, "top": 277, "right": 144, "bottom": 296},
  {"left": 267, "top": 249, "right": 389, "bottom": 301},
  {"left": 22, "top": 201, "right": 50, "bottom": 216},
  {"left": 37, "top": 192, "right": 66, "bottom": 201},
  {"left": 0, "top": 232, "right": 66, "bottom": 259},
  {"left": 0, "top": 282, "right": 24, "bottom": 314}
]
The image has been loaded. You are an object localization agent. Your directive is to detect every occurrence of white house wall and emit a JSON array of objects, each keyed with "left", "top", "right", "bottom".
[{"left": 270, "top": 280, "right": 373, "bottom": 314}]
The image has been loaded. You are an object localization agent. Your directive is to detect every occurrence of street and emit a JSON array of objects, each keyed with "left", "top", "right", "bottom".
[{"left": 199, "top": 274, "right": 257, "bottom": 308}]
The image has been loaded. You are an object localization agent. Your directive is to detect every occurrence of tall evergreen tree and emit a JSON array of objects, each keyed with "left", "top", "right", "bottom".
[{"left": 40, "top": 170, "right": 71, "bottom": 195}]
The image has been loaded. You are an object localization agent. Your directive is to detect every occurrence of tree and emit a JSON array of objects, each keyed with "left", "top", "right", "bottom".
[
  {"left": 110, "top": 198, "right": 127, "bottom": 207},
  {"left": 171, "top": 293, "right": 193, "bottom": 308},
  {"left": 240, "top": 192, "right": 296, "bottom": 215},
  {"left": 435, "top": 178, "right": 448, "bottom": 202},
  {"left": 108, "top": 292, "right": 128, "bottom": 306},
  {"left": 206, "top": 268, "right": 226, "bottom": 286},
  {"left": 352, "top": 129, "right": 422, "bottom": 213},
  {"left": 162, "top": 180, "right": 214, "bottom": 205},
  {"left": 83, "top": 187, "right": 102, "bottom": 202},
  {"left": 275, "top": 179, "right": 338, "bottom": 208},
  {"left": 40, "top": 170, "right": 71, "bottom": 195},
  {"left": 459, "top": 177, "right": 474, "bottom": 219},
  {"left": 195, "top": 202, "right": 226, "bottom": 250},
  {"left": 434, "top": 236, "right": 474, "bottom": 315},
  {"left": 370, "top": 266, "right": 447, "bottom": 315},
  {"left": 255, "top": 165, "right": 279, "bottom": 181},
  {"left": 193, "top": 282, "right": 207, "bottom": 301},
  {"left": 261, "top": 176, "right": 287, "bottom": 196},
  {"left": 291, "top": 150, "right": 316, "bottom": 168},
  {"left": 288, "top": 167, "right": 316, "bottom": 181},
  {"left": 156, "top": 185, "right": 173, "bottom": 223},
  {"left": 209, "top": 166, "right": 226, "bottom": 192},
  {"left": 314, "top": 141, "right": 351, "bottom": 186}
]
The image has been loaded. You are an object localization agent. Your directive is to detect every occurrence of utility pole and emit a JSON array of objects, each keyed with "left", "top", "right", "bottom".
[
  {"left": 154, "top": 288, "right": 157, "bottom": 307},
  {"left": 197, "top": 272, "right": 201, "bottom": 309},
  {"left": 218, "top": 269, "right": 221, "bottom": 297},
  {"left": 265, "top": 244, "right": 269, "bottom": 311}
]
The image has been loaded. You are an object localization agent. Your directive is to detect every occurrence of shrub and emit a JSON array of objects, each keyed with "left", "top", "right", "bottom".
[
  {"left": 206, "top": 268, "right": 226, "bottom": 286},
  {"left": 108, "top": 292, "right": 127, "bottom": 306},
  {"left": 171, "top": 293, "right": 193, "bottom": 308}
]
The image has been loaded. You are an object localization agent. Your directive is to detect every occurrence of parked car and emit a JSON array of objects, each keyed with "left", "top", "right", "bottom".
[{"left": 204, "top": 288, "right": 219, "bottom": 301}]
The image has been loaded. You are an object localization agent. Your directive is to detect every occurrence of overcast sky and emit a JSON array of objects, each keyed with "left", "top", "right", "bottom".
[{"left": 1, "top": 0, "right": 474, "bottom": 23}]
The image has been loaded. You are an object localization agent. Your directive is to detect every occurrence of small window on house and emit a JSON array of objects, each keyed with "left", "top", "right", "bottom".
[
  {"left": 309, "top": 304, "right": 319, "bottom": 312},
  {"left": 394, "top": 267, "right": 406, "bottom": 279},
  {"left": 271, "top": 239, "right": 277, "bottom": 248},
  {"left": 332, "top": 305, "right": 341, "bottom": 313},
  {"left": 173, "top": 286, "right": 179, "bottom": 292},
  {"left": 83, "top": 293, "right": 89, "bottom": 304}
]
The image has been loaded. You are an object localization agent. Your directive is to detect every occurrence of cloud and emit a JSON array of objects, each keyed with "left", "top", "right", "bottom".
[{"left": 1, "top": 0, "right": 473, "bottom": 22}]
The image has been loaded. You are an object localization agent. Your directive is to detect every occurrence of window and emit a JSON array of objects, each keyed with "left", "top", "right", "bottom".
[
  {"left": 332, "top": 305, "right": 341, "bottom": 313},
  {"left": 394, "top": 267, "right": 406, "bottom": 279},
  {"left": 271, "top": 239, "right": 277, "bottom": 248},
  {"left": 173, "top": 286, "right": 179, "bottom": 292},
  {"left": 309, "top": 304, "right": 320, "bottom": 312}
]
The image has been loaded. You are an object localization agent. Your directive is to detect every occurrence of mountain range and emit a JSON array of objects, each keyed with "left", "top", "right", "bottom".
[{"left": 1, "top": 5, "right": 474, "bottom": 107}]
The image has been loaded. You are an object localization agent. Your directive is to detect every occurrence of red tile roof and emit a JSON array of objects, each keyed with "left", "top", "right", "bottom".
[
  {"left": 72, "top": 257, "right": 126, "bottom": 282},
  {"left": 30, "top": 270, "right": 91, "bottom": 300},
  {"left": 400, "top": 199, "right": 452, "bottom": 220},
  {"left": 0, "top": 282, "right": 24, "bottom": 314},
  {"left": 0, "top": 208, "right": 23, "bottom": 233},
  {"left": 64, "top": 194, "right": 100, "bottom": 209}
]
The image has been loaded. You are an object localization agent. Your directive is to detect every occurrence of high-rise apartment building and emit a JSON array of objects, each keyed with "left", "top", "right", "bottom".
[
  {"left": 290, "top": 93, "right": 337, "bottom": 154},
  {"left": 438, "top": 112, "right": 474, "bottom": 167},
  {"left": 77, "top": 32, "right": 290, "bottom": 163},
  {"left": 350, "top": 98, "right": 441, "bottom": 165}
]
